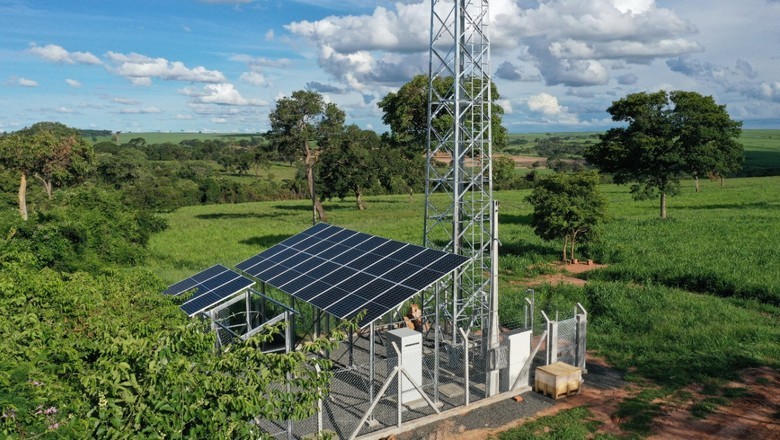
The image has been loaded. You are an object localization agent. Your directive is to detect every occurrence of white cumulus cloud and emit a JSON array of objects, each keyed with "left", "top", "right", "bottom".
[
  {"left": 28, "top": 43, "right": 102, "bottom": 65},
  {"left": 65, "top": 79, "right": 82, "bottom": 88},
  {"left": 185, "top": 83, "right": 267, "bottom": 106},
  {"left": 105, "top": 51, "right": 226, "bottom": 85},
  {"left": 528, "top": 93, "right": 563, "bottom": 115},
  {"left": 240, "top": 70, "right": 269, "bottom": 87}
]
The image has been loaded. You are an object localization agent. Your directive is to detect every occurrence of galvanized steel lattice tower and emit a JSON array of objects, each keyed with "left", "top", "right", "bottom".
[{"left": 425, "top": 0, "right": 493, "bottom": 338}]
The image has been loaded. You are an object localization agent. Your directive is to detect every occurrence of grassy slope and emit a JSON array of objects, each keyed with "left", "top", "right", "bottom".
[{"left": 146, "top": 176, "right": 780, "bottom": 388}]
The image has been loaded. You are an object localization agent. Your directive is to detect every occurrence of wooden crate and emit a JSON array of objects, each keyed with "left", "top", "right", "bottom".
[{"left": 535, "top": 362, "right": 582, "bottom": 399}]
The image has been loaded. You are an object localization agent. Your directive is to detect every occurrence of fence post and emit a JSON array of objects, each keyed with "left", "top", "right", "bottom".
[
  {"left": 575, "top": 303, "right": 588, "bottom": 373},
  {"left": 393, "top": 341, "right": 403, "bottom": 428},
  {"left": 459, "top": 328, "right": 470, "bottom": 406},
  {"left": 542, "top": 311, "right": 557, "bottom": 365}
]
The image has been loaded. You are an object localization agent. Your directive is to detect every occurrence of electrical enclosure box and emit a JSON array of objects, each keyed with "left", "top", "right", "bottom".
[{"left": 386, "top": 328, "right": 423, "bottom": 404}]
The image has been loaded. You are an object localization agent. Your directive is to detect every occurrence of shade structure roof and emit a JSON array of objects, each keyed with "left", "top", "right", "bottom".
[
  {"left": 236, "top": 223, "right": 470, "bottom": 327},
  {"left": 164, "top": 264, "right": 256, "bottom": 317}
]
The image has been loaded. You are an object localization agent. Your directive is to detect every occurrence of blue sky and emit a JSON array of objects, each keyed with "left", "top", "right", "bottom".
[{"left": 1, "top": 0, "right": 779, "bottom": 134}]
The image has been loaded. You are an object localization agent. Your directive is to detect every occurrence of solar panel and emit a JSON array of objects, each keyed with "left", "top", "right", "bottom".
[
  {"left": 236, "top": 224, "right": 470, "bottom": 327},
  {"left": 164, "top": 264, "right": 255, "bottom": 317}
]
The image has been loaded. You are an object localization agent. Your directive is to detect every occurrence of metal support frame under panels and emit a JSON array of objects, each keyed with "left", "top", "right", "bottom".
[{"left": 425, "top": 0, "right": 494, "bottom": 363}]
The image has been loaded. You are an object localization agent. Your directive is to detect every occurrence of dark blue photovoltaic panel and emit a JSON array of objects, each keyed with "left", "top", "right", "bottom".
[
  {"left": 318, "top": 244, "right": 350, "bottom": 260},
  {"left": 199, "top": 270, "right": 238, "bottom": 291},
  {"left": 428, "top": 253, "right": 468, "bottom": 274},
  {"left": 384, "top": 263, "right": 423, "bottom": 283},
  {"left": 277, "top": 233, "right": 308, "bottom": 248},
  {"left": 374, "top": 286, "right": 418, "bottom": 309},
  {"left": 372, "top": 240, "right": 405, "bottom": 256},
  {"left": 308, "top": 222, "right": 338, "bottom": 238},
  {"left": 280, "top": 252, "right": 313, "bottom": 270},
  {"left": 290, "top": 235, "right": 320, "bottom": 251},
  {"left": 266, "top": 267, "right": 304, "bottom": 286},
  {"left": 303, "top": 240, "right": 336, "bottom": 256},
  {"left": 336, "top": 272, "right": 375, "bottom": 293},
  {"left": 309, "top": 286, "right": 350, "bottom": 310},
  {"left": 324, "top": 294, "right": 366, "bottom": 318},
  {"left": 363, "top": 258, "right": 397, "bottom": 276},
  {"left": 235, "top": 223, "right": 469, "bottom": 327},
  {"left": 305, "top": 261, "right": 341, "bottom": 279},
  {"left": 323, "top": 229, "right": 354, "bottom": 244},
  {"left": 190, "top": 265, "right": 229, "bottom": 283},
  {"left": 332, "top": 248, "right": 364, "bottom": 265},
  {"left": 266, "top": 247, "right": 297, "bottom": 263},
  {"left": 164, "top": 277, "right": 199, "bottom": 296},
  {"left": 354, "top": 236, "right": 386, "bottom": 252},
  {"left": 403, "top": 269, "right": 443, "bottom": 291},
  {"left": 277, "top": 274, "right": 316, "bottom": 294},
  {"left": 165, "top": 265, "right": 255, "bottom": 316},
  {"left": 321, "top": 266, "right": 357, "bottom": 286},
  {"left": 340, "top": 232, "right": 372, "bottom": 248},
  {"left": 235, "top": 254, "right": 266, "bottom": 273},
  {"left": 406, "top": 249, "right": 441, "bottom": 268},
  {"left": 359, "top": 303, "right": 390, "bottom": 326},
  {"left": 387, "top": 246, "right": 426, "bottom": 263},
  {"left": 210, "top": 277, "right": 255, "bottom": 301},
  {"left": 349, "top": 254, "right": 378, "bottom": 271},
  {"left": 353, "top": 278, "right": 395, "bottom": 300},
  {"left": 295, "top": 281, "right": 334, "bottom": 301},
  {"left": 164, "top": 264, "right": 231, "bottom": 296}
]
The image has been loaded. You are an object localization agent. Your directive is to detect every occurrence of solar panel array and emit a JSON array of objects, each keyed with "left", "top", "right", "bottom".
[
  {"left": 236, "top": 223, "right": 469, "bottom": 327},
  {"left": 164, "top": 264, "right": 255, "bottom": 317}
]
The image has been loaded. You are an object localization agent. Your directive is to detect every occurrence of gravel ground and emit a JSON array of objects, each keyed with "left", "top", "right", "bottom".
[{"left": 395, "top": 359, "right": 626, "bottom": 440}]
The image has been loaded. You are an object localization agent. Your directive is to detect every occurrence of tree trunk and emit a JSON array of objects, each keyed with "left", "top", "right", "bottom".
[
  {"left": 34, "top": 175, "right": 53, "bottom": 199},
  {"left": 570, "top": 230, "right": 579, "bottom": 262},
  {"left": 562, "top": 235, "right": 568, "bottom": 263},
  {"left": 304, "top": 146, "right": 328, "bottom": 224},
  {"left": 660, "top": 192, "right": 667, "bottom": 219},
  {"left": 720, "top": 176, "right": 725, "bottom": 188},
  {"left": 694, "top": 175, "right": 700, "bottom": 193},
  {"left": 18, "top": 172, "right": 28, "bottom": 221},
  {"left": 355, "top": 189, "right": 365, "bottom": 210}
]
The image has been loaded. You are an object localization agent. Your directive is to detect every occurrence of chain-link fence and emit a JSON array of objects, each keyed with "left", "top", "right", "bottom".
[{"left": 257, "top": 302, "right": 587, "bottom": 439}]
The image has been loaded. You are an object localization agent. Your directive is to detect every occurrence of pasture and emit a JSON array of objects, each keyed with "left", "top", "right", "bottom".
[{"left": 145, "top": 167, "right": 780, "bottom": 438}]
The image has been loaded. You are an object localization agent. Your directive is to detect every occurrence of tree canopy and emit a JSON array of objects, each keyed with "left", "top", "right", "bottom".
[
  {"left": 378, "top": 74, "right": 508, "bottom": 157},
  {"left": 0, "top": 122, "right": 94, "bottom": 220},
  {"left": 268, "top": 90, "right": 345, "bottom": 224},
  {"left": 584, "top": 90, "right": 743, "bottom": 219},
  {"left": 317, "top": 125, "right": 380, "bottom": 210},
  {"left": 526, "top": 171, "right": 606, "bottom": 262}
]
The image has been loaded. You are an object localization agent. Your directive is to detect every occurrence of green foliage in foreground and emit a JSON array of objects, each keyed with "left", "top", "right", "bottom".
[
  {"left": 0, "top": 185, "right": 344, "bottom": 437},
  {"left": 0, "top": 262, "right": 340, "bottom": 438}
]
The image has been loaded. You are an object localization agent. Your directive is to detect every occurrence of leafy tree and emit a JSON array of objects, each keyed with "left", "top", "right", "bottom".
[
  {"left": 378, "top": 74, "right": 508, "bottom": 157},
  {"left": 96, "top": 148, "right": 148, "bottom": 187},
  {"left": 317, "top": 125, "right": 379, "bottom": 210},
  {"left": 492, "top": 156, "right": 519, "bottom": 190},
  {"left": 669, "top": 91, "right": 743, "bottom": 191},
  {"left": 0, "top": 122, "right": 94, "bottom": 220},
  {"left": 526, "top": 171, "right": 606, "bottom": 262},
  {"left": 584, "top": 90, "right": 742, "bottom": 219},
  {"left": 269, "top": 90, "right": 345, "bottom": 224}
]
